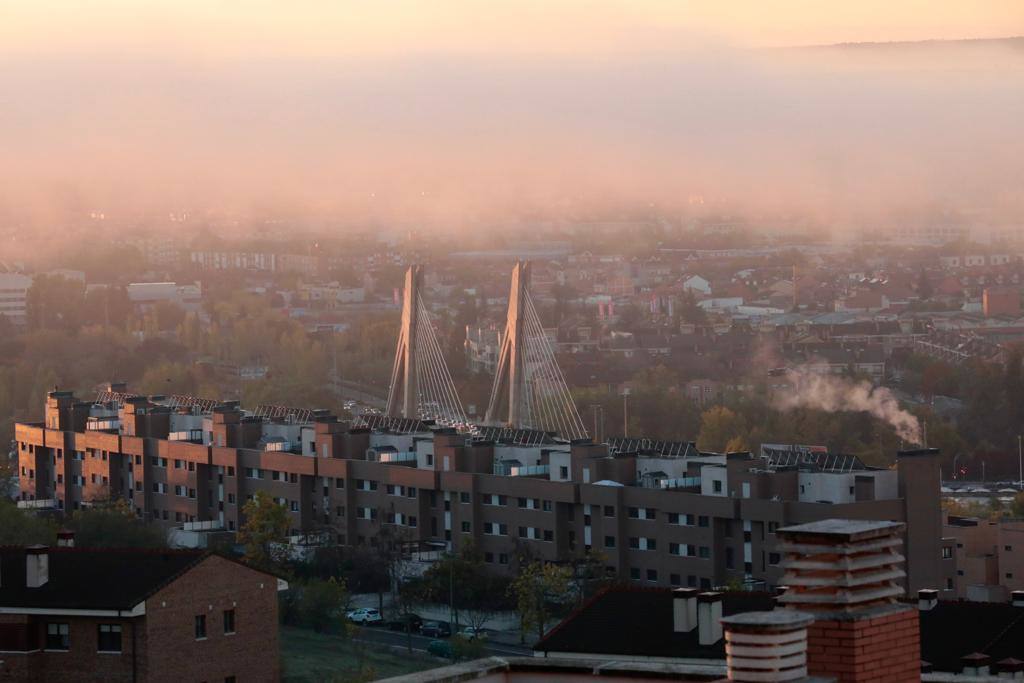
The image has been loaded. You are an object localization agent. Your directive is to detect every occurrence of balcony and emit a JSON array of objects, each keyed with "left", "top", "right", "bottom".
[
  {"left": 169, "top": 429, "right": 204, "bottom": 442},
  {"left": 494, "top": 463, "right": 550, "bottom": 478},
  {"left": 657, "top": 476, "right": 702, "bottom": 490},
  {"left": 86, "top": 417, "right": 120, "bottom": 431}
]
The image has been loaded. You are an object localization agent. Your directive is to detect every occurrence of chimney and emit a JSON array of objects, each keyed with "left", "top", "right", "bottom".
[
  {"left": 962, "top": 652, "right": 991, "bottom": 677},
  {"left": 697, "top": 592, "right": 723, "bottom": 646},
  {"left": 722, "top": 610, "right": 814, "bottom": 683},
  {"left": 775, "top": 519, "right": 920, "bottom": 683},
  {"left": 918, "top": 589, "right": 938, "bottom": 611},
  {"left": 56, "top": 530, "right": 75, "bottom": 548},
  {"left": 672, "top": 588, "right": 698, "bottom": 633},
  {"left": 998, "top": 658, "right": 1024, "bottom": 680},
  {"left": 1012, "top": 590, "right": 1024, "bottom": 608},
  {"left": 26, "top": 545, "right": 49, "bottom": 588}
]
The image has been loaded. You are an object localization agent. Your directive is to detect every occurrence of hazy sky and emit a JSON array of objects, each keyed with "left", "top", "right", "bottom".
[
  {"left": 2, "top": 1, "right": 1021, "bottom": 56},
  {"left": 1, "top": 2, "right": 1022, "bottom": 227}
]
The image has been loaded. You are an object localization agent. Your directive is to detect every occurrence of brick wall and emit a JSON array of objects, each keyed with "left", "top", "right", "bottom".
[
  {"left": 806, "top": 606, "right": 920, "bottom": 683},
  {"left": 143, "top": 554, "right": 280, "bottom": 682}
]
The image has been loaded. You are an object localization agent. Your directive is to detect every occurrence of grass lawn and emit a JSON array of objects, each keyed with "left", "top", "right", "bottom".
[{"left": 281, "top": 626, "right": 443, "bottom": 682}]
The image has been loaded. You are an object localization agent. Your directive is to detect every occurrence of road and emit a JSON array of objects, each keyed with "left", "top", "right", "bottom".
[{"left": 353, "top": 625, "right": 533, "bottom": 658}]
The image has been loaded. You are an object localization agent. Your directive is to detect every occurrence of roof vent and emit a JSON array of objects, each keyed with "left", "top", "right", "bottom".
[{"left": 722, "top": 610, "right": 814, "bottom": 683}]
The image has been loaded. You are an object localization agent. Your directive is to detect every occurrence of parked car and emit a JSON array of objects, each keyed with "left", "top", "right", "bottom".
[
  {"left": 346, "top": 608, "right": 383, "bottom": 624},
  {"left": 420, "top": 620, "right": 452, "bottom": 638},
  {"left": 457, "top": 626, "right": 484, "bottom": 640},
  {"left": 427, "top": 639, "right": 454, "bottom": 659},
  {"left": 387, "top": 613, "right": 424, "bottom": 632}
]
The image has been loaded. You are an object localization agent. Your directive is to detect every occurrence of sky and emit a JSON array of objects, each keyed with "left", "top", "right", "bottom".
[
  {"left": 0, "top": 1, "right": 1022, "bottom": 228},
  {"left": 1, "top": 1, "right": 1021, "bottom": 56}
]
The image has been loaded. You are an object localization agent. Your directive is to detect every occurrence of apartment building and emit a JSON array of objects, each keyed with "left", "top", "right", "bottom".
[
  {"left": 943, "top": 515, "right": 1024, "bottom": 602},
  {"left": 0, "top": 543, "right": 284, "bottom": 682},
  {"left": 16, "top": 386, "right": 950, "bottom": 595},
  {"left": 0, "top": 271, "right": 33, "bottom": 326}
]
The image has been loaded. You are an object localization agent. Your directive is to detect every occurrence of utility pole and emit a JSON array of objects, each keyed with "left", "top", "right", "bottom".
[
  {"left": 622, "top": 389, "right": 631, "bottom": 438},
  {"left": 1018, "top": 435, "right": 1022, "bottom": 491}
]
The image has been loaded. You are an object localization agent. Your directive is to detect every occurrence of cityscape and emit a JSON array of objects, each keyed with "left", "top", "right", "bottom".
[{"left": 1, "top": 2, "right": 1024, "bottom": 682}]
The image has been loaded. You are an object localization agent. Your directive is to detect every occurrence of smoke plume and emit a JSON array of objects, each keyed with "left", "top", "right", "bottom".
[{"left": 775, "top": 368, "right": 922, "bottom": 445}]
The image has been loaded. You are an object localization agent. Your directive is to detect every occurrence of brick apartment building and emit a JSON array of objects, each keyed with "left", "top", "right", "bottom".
[
  {"left": 16, "top": 385, "right": 952, "bottom": 595},
  {"left": 943, "top": 515, "right": 1024, "bottom": 602},
  {"left": 0, "top": 543, "right": 285, "bottom": 682}
]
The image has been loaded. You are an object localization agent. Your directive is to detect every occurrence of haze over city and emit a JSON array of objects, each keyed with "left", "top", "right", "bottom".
[
  {"left": 3, "top": 4, "right": 1024, "bottom": 683},
  {"left": 1, "top": 1, "right": 1022, "bottom": 231}
]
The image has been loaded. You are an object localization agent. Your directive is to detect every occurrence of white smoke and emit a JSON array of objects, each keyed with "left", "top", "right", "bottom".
[{"left": 775, "top": 368, "right": 922, "bottom": 445}]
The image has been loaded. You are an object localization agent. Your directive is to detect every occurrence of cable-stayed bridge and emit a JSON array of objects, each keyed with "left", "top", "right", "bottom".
[{"left": 385, "top": 261, "right": 588, "bottom": 441}]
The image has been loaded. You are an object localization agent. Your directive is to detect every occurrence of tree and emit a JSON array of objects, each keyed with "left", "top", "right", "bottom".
[
  {"left": 917, "top": 269, "right": 934, "bottom": 301},
  {"left": 507, "top": 560, "right": 572, "bottom": 643},
  {"left": 298, "top": 577, "right": 349, "bottom": 633},
  {"left": 68, "top": 498, "right": 166, "bottom": 547},
  {"left": 239, "top": 490, "right": 291, "bottom": 570},
  {"left": 0, "top": 500, "right": 56, "bottom": 545},
  {"left": 678, "top": 290, "right": 707, "bottom": 325},
  {"left": 697, "top": 406, "right": 747, "bottom": 452}
]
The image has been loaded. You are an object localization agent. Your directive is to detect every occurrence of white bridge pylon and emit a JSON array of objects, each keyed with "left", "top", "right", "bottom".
[
  {"left": 485, "top": 261, "right": 588, "bottom": 441},
  {"left": 386, "top": 265, "right": 472, "bottom": 431}
]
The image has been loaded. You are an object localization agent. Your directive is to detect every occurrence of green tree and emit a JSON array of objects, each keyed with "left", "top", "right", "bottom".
[
  {"left": 239, "top": 490, "right": 291, "bottom": 570},
  {"left": 68, "top": 499, "right": 166, "bottom": 547},
  {"left": 0, "top": 500, "right": 56, "bottom": 545},
  {"left": 507, "top": 560, "right": 572, "bottom": 643}
]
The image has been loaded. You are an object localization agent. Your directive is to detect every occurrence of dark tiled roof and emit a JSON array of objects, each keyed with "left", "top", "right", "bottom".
[
  {"left": 535, "top": 586, "right": 774, "bottom": 659},
  {"left": 0, "top": 547, "right": 207, "bottom": 611},
  {"left": 919, "top": 601, "right": 1024, "bottom": 672}
]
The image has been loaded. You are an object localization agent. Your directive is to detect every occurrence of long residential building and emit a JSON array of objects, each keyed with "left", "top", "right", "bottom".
[{"left": 15, "top": 386, "right": 951, "bottom": 595}]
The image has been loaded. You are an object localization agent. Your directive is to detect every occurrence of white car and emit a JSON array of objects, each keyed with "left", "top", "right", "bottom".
[
  {"left": 347, "top": 608, "right": 383, "bottom": 624},
  {"left": 458, "top": 626, "right": 484, "bottom": 640}
]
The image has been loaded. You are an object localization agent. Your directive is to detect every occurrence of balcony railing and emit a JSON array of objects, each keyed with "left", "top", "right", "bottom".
[
  {"left": 377, "top": 451, "right": 418, "bottom": 464},
  {"left": 169, "top": 429, "right": 204, "bottom": 442},
  {"left": 494, "top": 463, "right": 550, "bottom": 477},
  {"left": 657, "top": 476, "right": 702, "bottom": 490}
]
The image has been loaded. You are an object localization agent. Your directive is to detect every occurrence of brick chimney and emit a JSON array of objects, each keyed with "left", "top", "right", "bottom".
[
  {"left": 1012, "top": 590, "right": 1024, "bottom": 608},
  {"left": 56, "top": 529, "right": 75, "bottom": 548},
  {"left": 722, "top": 610, "right": 815, "bottom": 683},
  {"left": 26, "top": 545, "right": 49, "bottom": 588},
  {"left": 775, "top": 519, "right": 920, "bottom": 683}
]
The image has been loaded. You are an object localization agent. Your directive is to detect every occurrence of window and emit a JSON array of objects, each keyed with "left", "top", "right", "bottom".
[
  {"left": 946, "top": 578, "right": 954, "bottom": 590},
  {"left": 543, "top": 500, "right": 552, "bottom": 512},
  {"left": 698, "top": 515, "right": 709, "bottom": 527},
  {"left": 195, "top": 614, "right": 207, "bottom": 639},
  {"left": 46, "top": 623, "right": 70, "bottom": 650},
  {"left": 670, "top": 573, "right": 681, "bottom": 586},
  {"left": 629, "top": 567, "right": 640, "bottom": 580},
  {"left": 698, "top": 546, "right": 710, "bottom": 559},
  {"left": 603, "top": 505, "right": 615, "bottom": 517},
  {"left": 713, "top": 480, "right": 722, "bottom": 493},
  {"left": 98, "top": 624, "right": 122, "bottom": 652},
  {"left": 604, "top": 535, "right": 616, "bottom": 548},
  {"left": 461, "top": 521, "right": 471, "bottom": 533},
  {"left": 559, "top": 466, "right": 569, "bottom": 479},
  {"left": 459, "top": 492, "right": 471, "bottom": 504},
  {"left": 646, "top": 569, "right": 658, "bottom": 582},
  {"left": 768, "top": 552, "right": 782, "bottom": 566},
  {"left": 223, "top": 609, "right": 236, "bottom": 634},
  {"left": 543, "top": 529, "right": 553, "bottom": 542},
  {"left": 942, "top": 547, "right": 953, "bottom": 559},
  {"left": 1006, "top": 545, "right": 1013, "bottom": 552}
]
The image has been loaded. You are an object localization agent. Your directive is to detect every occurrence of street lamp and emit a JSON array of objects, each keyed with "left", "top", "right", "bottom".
[{"left": 621, "top": 389, "right": 631, "bottom": 438}]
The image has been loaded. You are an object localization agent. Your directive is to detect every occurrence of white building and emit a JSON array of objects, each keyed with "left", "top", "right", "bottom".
[{"left": 0, "top": 272, "right": 33, "bottom": 325}]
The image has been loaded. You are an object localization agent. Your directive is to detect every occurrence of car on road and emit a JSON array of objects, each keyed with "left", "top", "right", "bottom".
[
  {"left": 420, "top": 620, "right": 452, "bottom": 638},
  {"left": 387, "top": 613, "right": 424, "bottom": 632},
  {"left": 346, "top": 608, "right": 383, "bottom": 624},
  {"left": 427, "top": 639, "right": 453, "bottom": 659},
  {"left": 457, "top": 626, "right": 484, "bottom": 640}
]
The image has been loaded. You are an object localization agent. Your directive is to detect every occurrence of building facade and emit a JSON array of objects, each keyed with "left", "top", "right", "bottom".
[
  {"left": 0, "top": 545, "right": 284, "bottom": 682},
  {"left": 16, "top": 386, "right": 950, "bottom": 595}
]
